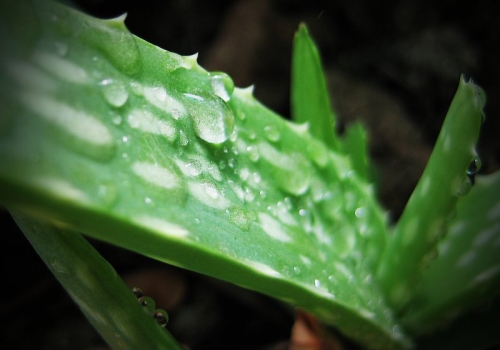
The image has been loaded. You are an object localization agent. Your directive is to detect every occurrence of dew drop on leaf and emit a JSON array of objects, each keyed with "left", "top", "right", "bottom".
[
  {"left": 153, "top": 309, "right": 169, "bottom": 327},
  {"left": 97, "top": 182, "right": 119, "bottom": 208},
  {"left": 209, "top": 71, "right": 234, "bottom": 102},
  {"left": 228, "top": 206, "right": 250, "bottom": 231},
  {"left": 264, "top": 125, "right": 280, "bottom": 142},
  {"left": 184, "top": 160, "right": 202, "bottom": 176},
  {"left": 182, "top": 91, "right": 235, "bottom": 144},
  {"left": 456, "top": 177, "right": 472, "bottom": 196},
  {"left": 100, "top": 78, "right": 129, "bottom": 107},
  {"left": 138, "top": 296, "right": 156, "bottom": 313},
  {"left": 467, "top": 156, "right": 482, "bottom": 185},
  {"left": 132, "top": 287, "right": 143, "bottom": 298}
]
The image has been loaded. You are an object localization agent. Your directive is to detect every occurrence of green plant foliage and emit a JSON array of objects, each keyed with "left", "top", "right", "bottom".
[
  {"left": 0, "top": 1, "right": 498, "bottom": 349},
  {"left": 376, "top": 77, "right": 486, "bottom": 311},
  {"left": 11, "top": 211, "right": 184, "bottom": 349},
  {"left": 291, "top": 23, "right": 340, "bottom": 151}
]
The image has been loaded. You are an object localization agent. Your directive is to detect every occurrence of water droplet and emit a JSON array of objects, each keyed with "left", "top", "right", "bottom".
[
  {"left": 97, "top": 183, "right": 119, "bottom": 208},
  {"left": 132, "top": 287, "right": 143, "bottom": 298},
  {"left": 467, "top": 156, "right": 482, "bottom": 185},
  {"left": 244, "top": 188, "right": 255, "bottom": 202},
  {"left": 247, "top": 145, "right": 260, "bottom": 162},
  {"left": 456, "top": 177, "right": 472, "bottom": 196},
  {"left": 112, "top": 115, "right": 122, "bottom": 125},
  {"left": 138, "top": 296, "right": 156, "bottom": 313},
  {"left": 122, "top": 135, "right": 129, "bottom": 143},
  {"left": 100, "top": 79, "right": 129, "bottom": 108},
  {"left": 129, "top": 81, "right": 143, "bottom": 95},
  {"left": 182, "top": 91, "right": 235, "bottom": 144},
  {"left": 355, "top": 207, "right": 366, "bottom": 219},
  {"left": 179, "top": 129, "right": 189, "bottom": 146},
  {"left": 293, "top": 266, "right": 301, "bottom": 274},
  {"left": 258, "top": 142, "right": 312, "bottom": 195},
  {"left": 228, "top": 206, "right": 250, "bottom": 230},
  {"left": 184, "top": 160, "right": 202, "bottom": 176},
  {"left": 153, "top": 309, "right": 169, "bottom": 327},
  {"left": 189, "top": 180, "right": 231, "bottom": 210},
  {"left": 264, "top": 125, "right": 280, "bottom": 142},
  {"left": 144, "top": 197, "right": 152, "bottom": 204},
  {"left": 209, "top": 71, "right": 234, "bottom": 102},
  {"left": 314, "top": 279, "right": 322, "bottom": 288}
]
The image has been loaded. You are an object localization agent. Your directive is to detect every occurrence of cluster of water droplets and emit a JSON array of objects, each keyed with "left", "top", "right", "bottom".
[{"left": 132, "top": 287, "right": 169, "bottom": 328}]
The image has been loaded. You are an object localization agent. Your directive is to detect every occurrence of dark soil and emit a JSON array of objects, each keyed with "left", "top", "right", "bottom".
[{"left": 1, "top": 0, "right": 499, "bottom": 349}]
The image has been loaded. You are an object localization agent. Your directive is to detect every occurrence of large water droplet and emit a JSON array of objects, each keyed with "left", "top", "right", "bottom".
[
  {"left": 100, "top": 78, "right": 129, "bottom": 107},
  {"left": 153, "top": 309, "right": 169, "bottom": 327},
  {"left": 209, "top": 71, "right": 234, "bottom": 102},
  {"left": 258, "top": 142, "right": 312, "bottom": 195},
  {"left": 182, "top": 91, "right": 235, "bottom": 144}
]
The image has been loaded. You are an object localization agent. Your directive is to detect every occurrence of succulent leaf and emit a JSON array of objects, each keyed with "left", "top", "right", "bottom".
[
  {"left": 402, "top": 171, "right": 500, "bottom": 335},
  {"left": 0, "top": 1, "right": 407, "bottom": 349},
  {"left": 291, "top": 23, "right": 340, "bottom": 151},
  {"left": 11, "top": 211, "right": 185, "bottom": 349},
  {"left": 376, "top": 77, "right": 484, "bottom": 312}
]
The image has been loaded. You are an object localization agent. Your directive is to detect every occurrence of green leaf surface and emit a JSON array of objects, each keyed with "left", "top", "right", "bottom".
[
  {"left": 291, "top": 23, "right": 340, "bottom": 151},
  {"left": 341, "top": 121, "right": 373, "bottom": 183},
  {"left": 376, "top": 77, "right": 485, "bottom": 311},
  {"left": 0, "top": 1, "right": 408, "bottom": 349},
  {"left": 401, "top": 171, "right": 500, "bottom": 335},
  {"left": 11, "top": 211, "right": 184, "bottom": 350}
]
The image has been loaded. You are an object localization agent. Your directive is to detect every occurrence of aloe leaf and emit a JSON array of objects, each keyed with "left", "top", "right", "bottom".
[
  {"left": 11, "top": 210, "right": 184, "bottom": 349},
  {"left": 400, "top": 171, "right": 500, "bottom": 335},
  {"left": 376, "top": 77, "right": 485, "bottom": 311},
  {"left": 341, "top": 121, "right": 374, "bottom": 183},
  {"left": 291, "top": 23, "right": 340, "bottom": 151},
  {"left": 0, "top": 1, "right": 409, "bottom": 349}
]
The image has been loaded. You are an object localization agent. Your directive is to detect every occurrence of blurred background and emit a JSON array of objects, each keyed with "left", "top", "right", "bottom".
[{"left": 1, "top": 0, "right": 499, "bottom": 349}]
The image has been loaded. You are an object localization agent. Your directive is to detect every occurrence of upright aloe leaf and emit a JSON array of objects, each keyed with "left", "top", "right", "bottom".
[
  {"left": 402, "top": 171, "right": 500, "bottom": 335},
  {"left": 11, "top": 211, "right": 184, "bottom": 350},
  {"left": 291, "top": 23, "right": 340, "bottom": 151},
  {"left": 0, "top": 1, "right": 408, "bottom": 349},
  {"left": 376, "top": 77, "right": 485, "bottom": 311}
]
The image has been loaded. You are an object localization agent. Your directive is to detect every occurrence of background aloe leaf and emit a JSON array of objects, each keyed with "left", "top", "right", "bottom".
[
  {"left": 0, "top": 1, "right": 409, "bottom": 349},
  {"left": 11, "top": 210, "right": 184, "bottom": 350},
  {"left": 376, "top": 77, "right": 485, "bottom": 311},
  {"left": 340, "top": 121, "right": 374, "bottom": 184},
  {"left": 400, "top": 171, "right": 500, "bottom": 335},
  {"left": 291, "top": 23, "right": 340, "bottom": 152}
]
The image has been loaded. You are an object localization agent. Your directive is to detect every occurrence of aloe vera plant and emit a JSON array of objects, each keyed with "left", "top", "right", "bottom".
[{"left": 0, "top": 1, "right": 499, "bottom": 349}]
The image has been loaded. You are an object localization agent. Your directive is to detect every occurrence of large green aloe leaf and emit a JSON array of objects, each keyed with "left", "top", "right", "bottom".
[{"left": 0, "top": 1, "right": 406, "bottom": 349}]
